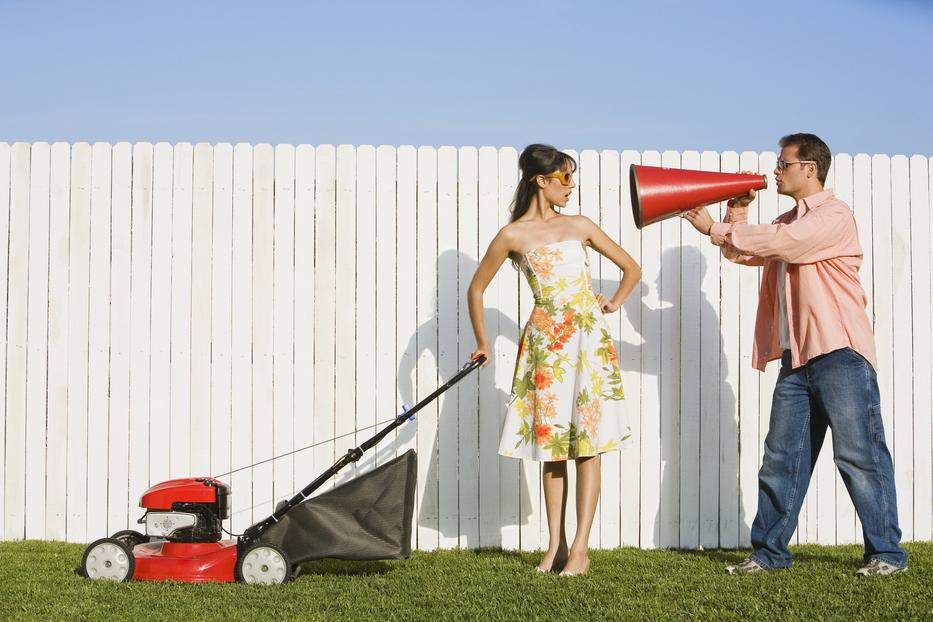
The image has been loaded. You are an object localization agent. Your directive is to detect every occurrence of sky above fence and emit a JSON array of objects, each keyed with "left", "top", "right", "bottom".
[{"left": 1, "top": 0, "right": 931, "bottom": 156}]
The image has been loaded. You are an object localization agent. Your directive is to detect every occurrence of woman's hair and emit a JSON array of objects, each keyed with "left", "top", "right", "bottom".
[{"left": 509, "top": 144, "right": 577, "bottom": 222}]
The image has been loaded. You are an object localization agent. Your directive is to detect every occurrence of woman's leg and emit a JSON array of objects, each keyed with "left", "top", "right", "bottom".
[
  {"left": 563, "top": 455, "right": 600, "bottom": 574},
  {"left": 538, "top": 460, "right": 569, "bottom": 571}
]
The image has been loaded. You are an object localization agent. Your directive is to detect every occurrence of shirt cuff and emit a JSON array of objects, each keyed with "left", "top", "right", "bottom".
[{"left": 709, "top": 222, "right": 730, "bottom": 246}]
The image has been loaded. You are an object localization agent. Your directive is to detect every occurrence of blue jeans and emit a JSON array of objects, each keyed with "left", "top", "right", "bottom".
[{"left": 750, "top": 348, "right": 907, "bottom": 569}]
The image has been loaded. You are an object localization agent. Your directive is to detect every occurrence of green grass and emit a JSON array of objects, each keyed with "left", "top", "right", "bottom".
[{"left": 0, "top": 541, "right": 930, "bottom": 621}]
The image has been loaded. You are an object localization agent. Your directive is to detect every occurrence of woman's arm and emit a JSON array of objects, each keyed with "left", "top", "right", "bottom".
[
  {"left": 467, "top": 229, "right": 514, "bottom": 365},
  {"left": 579, "top": 216, "right": 642, "bottom": 313}
]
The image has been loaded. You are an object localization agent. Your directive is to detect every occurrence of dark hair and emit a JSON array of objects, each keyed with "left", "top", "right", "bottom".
[
  {"left": 510, "top": 144, "right": 577, "bottom": 222},
  {"left": 779, "top": 133, "right": 832, "bottom": 185}
]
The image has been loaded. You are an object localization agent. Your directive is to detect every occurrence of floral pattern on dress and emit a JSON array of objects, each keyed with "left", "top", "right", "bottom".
[{"left": 499, "top": 240, "right": 630, "bottom": 461}]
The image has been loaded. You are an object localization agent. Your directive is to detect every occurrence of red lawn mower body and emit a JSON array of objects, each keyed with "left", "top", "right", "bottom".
[{"left": 133, "top": 540, "right": 238, "bottom": 583}]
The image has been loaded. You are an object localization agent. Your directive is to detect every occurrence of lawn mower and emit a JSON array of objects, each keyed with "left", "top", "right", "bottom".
[{"left": 80, "top": 355, "right": 485, "bottom": 584}]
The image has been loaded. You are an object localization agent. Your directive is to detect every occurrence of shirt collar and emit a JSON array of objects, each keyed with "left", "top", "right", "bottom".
[{"left": 796, "top": 188, "right": 835, "bottom": 217}]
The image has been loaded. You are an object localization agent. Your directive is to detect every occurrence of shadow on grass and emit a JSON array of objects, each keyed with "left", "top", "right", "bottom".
[
  {"left": 675, "top": 549, "right": 750, "bottom": 564},
  {"left": 676, "top": 545, "right": 865, "bottom": 568},
  {"left": 298, "top": 548, "right": 528, "bottom": 577},
  {"left": 298, "top": 559, "right": 395, "bottom": 576}
]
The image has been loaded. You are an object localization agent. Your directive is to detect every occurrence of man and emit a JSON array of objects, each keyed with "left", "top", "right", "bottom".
[{"left": 683, "top": 133, "right": 908, "bottom": 576}]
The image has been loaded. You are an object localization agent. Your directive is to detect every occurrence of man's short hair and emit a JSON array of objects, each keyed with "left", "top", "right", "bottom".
[{"left": 779, "top": 133, "right": 832, "bottom": 185}]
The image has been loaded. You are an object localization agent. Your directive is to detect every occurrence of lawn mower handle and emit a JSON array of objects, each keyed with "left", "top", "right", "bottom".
[{"left": 241, "top": 354, "right": 486, "bottom": 543}]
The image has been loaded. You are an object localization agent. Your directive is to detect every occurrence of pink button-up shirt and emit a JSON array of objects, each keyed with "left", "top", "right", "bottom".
[{"left": 709, "top": 189, "right": 877, "bottom": 371}]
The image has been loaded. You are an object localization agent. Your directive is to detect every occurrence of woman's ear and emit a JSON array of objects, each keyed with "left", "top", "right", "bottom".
[{"left": 534, "top": 175, "right": 548, "bottom": 189}]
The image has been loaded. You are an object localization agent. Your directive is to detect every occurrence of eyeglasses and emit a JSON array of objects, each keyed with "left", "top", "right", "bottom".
[
  {"left": 543, "top": 170, "right": 574, "bottom": 186},
  {"left": 776, "top": 159, "right": 816, "bottom": 171}
]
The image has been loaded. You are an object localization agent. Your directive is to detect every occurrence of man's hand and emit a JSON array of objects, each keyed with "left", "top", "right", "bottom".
[
  {"left": 728, "top": 171, "right": 758, "bottom": 208},
  {"left": 682, "top": 206, "right": 715, "bottom": 236}
]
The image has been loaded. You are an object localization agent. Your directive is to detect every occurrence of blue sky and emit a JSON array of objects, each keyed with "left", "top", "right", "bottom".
[{"left": 1, "top": 0, "right": 930, "bottom": 156}]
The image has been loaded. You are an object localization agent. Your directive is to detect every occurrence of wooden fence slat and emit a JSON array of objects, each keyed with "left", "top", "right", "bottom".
[
  {"left": 415, "top": 146, "right": 439, "bottom": 550},
  {"left": 24, "top": 142, "right": 50, "bottom": 539},
  {"left": 312, "top": 144, "right": 336, "bottom": 502},
  {"left": 436, "top": 146, "right": 459, "bottom": 550},
  {"left": 190, "top": 143, "right": 213, "bottom": 477},
  {"left": 86, "top": 143, "right": 112, "bottom": 538},
  {"left": 374, "top": 144, "right": 397, "bottom": 467},
  {"left": 0, "top": 143, "right": 10, "bottom": 537},
  {"left": 457, "top": 146, "right": 480, "bottom": 549},
  {"left": 911, "top": 155, "right": 932, "bottom": 541},
  {"left": 65, "top": 143, "right": 92, "bottom": 542},
  {"left": 168, "top": 143, "right": 193, "bottom": 479},
  {"left": 718, "top": 151, "right": 741, "bottom": 549},
  {"left": 210, "top": 144, "right": 233, "bottom": 485},
  {"left": 128, "top": 143, "right": 153, "bottom": 535},
  {"left": 698, "top": 150, "right": 721, "bottom": 549},
  {"left": 333, "top": 145, "right": 357, "bottom": 488},
  {"left": 374, "top": 144, "right": 397, "bottom": 468},
  {"left": 599, "top": 148, "right": 622, "bottom": 550},
  {"left": 107, "top": 142, "right": 132, "bottom": 534},
  {"left": 230, "top": 143, "right": 254, "bottom": 531},
  {"left": 639, "top": 149, "right": 662, "bottom": 549},
  {"left": 618, "top": 149, "right": 642, "bottom": 547},
  {"left": 293, "top": 145, "right": 315, "bottom": 485},
  {"left": 678, "top": 150, "right": 702, "bottom": 550},
  {"left": 477, "top": 146, "right": 500, "bottom": 548},
  {"left": 251, "top": 144, "right": 274, "bottom": 516},
  {"left": 891, "top": 155, "right": 914, "bottom": 539},
  {"left": 353, "top": 145, "right": 377, "bottom": 481},
  {"left": 46, "top": 144, "right": 72, "bottom": 532},
  {"left": 273, "top": 144, "right": 295, "bottom": 500},
  {"left": 658, "top": 149, "right": 682, "bottom": 548},
  {"left": 5, "top": 143, "right": 31, "bottom": 541},
  {"left": 395, "top": 145, "right": 418, "bottom": 550}
]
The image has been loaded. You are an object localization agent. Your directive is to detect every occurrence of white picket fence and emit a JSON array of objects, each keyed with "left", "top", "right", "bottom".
[{"left": 1, "top": 142, "right": 930, "bottom": 551}]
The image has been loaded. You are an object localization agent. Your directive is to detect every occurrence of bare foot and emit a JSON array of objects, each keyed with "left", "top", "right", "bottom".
[
  {"left": 536, "top": 543, "right": 569, "bottom": 573},
  {"left": 559, "top": 553, "right": 590, "bottom": 576}
]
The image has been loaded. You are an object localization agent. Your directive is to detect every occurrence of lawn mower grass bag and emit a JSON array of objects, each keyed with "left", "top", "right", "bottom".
[{"left": 256, "top": 449, "right": 417, "bottom": 563}]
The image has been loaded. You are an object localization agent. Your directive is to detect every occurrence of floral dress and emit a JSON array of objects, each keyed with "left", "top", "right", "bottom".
[{"left": 499, "top": 239, "right": 630, "bottom": 461}]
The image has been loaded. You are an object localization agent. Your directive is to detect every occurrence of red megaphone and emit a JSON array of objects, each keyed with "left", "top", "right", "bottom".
[{"left": 630, "top": 165, "right": 768, "bottom": 229}]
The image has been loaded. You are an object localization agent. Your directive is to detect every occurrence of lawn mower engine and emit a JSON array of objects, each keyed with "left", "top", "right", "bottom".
[
  {"left": 139, "top": 477, "right": 230, "bottom": 543},
  {"left": 80, "top": 477, "right": 291, "bottom": 584}
]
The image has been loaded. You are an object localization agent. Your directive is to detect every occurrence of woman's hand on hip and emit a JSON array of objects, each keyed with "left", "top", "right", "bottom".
[{"left": 596, "top": 293, "right": 620, "bottom": 314}]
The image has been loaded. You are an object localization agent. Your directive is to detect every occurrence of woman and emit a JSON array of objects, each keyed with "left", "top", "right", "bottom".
[{"left": 468, "top": 144, "right": 641, "bottom": 576}]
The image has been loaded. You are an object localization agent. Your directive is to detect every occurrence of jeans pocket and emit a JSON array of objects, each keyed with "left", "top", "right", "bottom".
[
  {"left": 841, "top": 346, "right": 870, "bottom": 368},
  {"left": 869, "top": 404, "right": 885, "bottom": 443}
]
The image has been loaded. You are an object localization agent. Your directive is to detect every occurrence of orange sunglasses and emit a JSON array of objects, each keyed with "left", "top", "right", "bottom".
[{"left": 543, "top": 170, "right": 574, "bottom": 186}]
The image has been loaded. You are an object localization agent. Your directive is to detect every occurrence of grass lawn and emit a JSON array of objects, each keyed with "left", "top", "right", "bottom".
[{"left": 0, "top": 541, "right": 930, "bottom": 621}]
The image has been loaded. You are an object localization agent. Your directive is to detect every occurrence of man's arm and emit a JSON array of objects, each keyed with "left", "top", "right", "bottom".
[
  {"left": 714, "top": 204, "right": 765, "bottom": 266},
  {"left": 710, "top": 203, "right": 859, "bottom": 264},
  {"left": 683, "top": 199, "right": 764, "bottom": 266}
]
